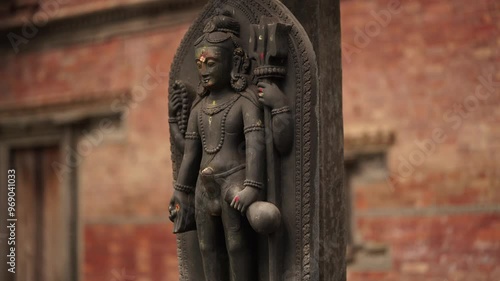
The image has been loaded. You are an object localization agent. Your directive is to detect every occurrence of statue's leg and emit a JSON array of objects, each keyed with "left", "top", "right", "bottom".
[
  {"left": 196, "top": 188, "right": 229, "bottom": 281},
  {"left": 220, "top": 171, "right": 257, "bottom": 281}
]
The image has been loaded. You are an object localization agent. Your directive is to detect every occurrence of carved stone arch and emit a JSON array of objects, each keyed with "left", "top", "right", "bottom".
[{"left": 168, "top": 0, "right": 318, "bottom": 280}]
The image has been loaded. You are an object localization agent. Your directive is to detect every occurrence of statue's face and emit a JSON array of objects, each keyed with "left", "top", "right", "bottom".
[{"left": 195, "top": 46, "right": 232, "bottom": 91}]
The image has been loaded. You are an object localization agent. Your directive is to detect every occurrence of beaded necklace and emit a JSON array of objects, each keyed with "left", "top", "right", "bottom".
[
  {"left": 202, "top": 94, "right": 240, "bottom": 116},
  {"left": 199, "top": 94, "right": 240, "bottom": 154}
]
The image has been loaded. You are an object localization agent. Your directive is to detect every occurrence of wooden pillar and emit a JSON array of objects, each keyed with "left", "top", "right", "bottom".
[{"left": 280, "top": 1, "right": 346, "bottom": 280}]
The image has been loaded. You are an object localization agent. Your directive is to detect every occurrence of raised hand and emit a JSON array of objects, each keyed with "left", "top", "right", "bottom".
[
  {"left": 257, "top": 81, "right": 288, "bottom": 109},
  {"left": 168, "top": 80, "right": 184, "bottom": 118}
]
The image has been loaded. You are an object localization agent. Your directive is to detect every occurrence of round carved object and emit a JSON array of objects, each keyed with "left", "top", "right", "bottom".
[{"left": 246, "top": 201, "right": 281, "bottom": 234}]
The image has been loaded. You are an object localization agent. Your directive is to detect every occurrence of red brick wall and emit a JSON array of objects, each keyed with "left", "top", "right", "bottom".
[
  {"left": 351, "top": 214, "right": 500, "bottom": 280},
  {"left": 77, "top": 26, "right": 189, "bottom": 281},
  {"left": 1, "top": 0, "right": 499, "bottom": 280},
  {"left": 1, "top": 22, "right": 191, "bottom": 280},
  {"left": 85, "top": 224, "right": 178, "bottom": 281},
  {"left": 342, "top": 0, "right": 500, "bottom": 280}
]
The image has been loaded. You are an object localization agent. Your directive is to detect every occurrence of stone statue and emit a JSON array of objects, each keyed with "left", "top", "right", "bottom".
[
  {"left": 168, "top": 10, "right": 292, "bottom": 281},
  {"left": 165, "top": 0, "right": 338, "bottom": 279}
]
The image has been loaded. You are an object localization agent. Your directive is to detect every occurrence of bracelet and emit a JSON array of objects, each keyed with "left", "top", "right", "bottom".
[
  {"left": 174, "top": 183, "right": 195, "bottom": 194},
  {"left": 244, "top": 124, "right": 265, "bottom": 134},
  {"left": 168, "top": 117, "right": 178, "bottom": 123},
  {"left": 271, "top": 106, "right": 290, "bottom": 116},
  {"left": 243, "top": 180, "right": 264, "bottom": 190}
]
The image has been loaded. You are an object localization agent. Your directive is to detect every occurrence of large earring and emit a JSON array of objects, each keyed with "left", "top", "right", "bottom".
[
  {"left": 230, "top": 47, "right": 249, "bottom": 92},
  {"left": 231, "top": 73, "right": 247, "bottom": 92}
]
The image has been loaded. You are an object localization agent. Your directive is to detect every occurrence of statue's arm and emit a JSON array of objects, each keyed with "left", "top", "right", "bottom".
[
  {"left": 175, "top": 105, "right": 202, "bottom": 192},
  {"left": 257, "top": 82, "right": 293, "bottom": 155},
  {"left": 168, "top": 105, "right": 200, "bottom": 230},
  {"left": 270, "top": 105, "right": 293, "bottom": 155},
  {"left": 169, "top": 120, "right": 186, "bottom": 151},
  {"left": 243, "top": 101, "right": 266, "bottom": 185},
  {"left": 231, "top": 100, "right": 266, "bottom": 212}
]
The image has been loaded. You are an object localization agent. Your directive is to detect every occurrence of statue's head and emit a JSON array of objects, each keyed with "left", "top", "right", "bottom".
[{"left": 194, "top": 10, "right": 249, "bottom": 93}]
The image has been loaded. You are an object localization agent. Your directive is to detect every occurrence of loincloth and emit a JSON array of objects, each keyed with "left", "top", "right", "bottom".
[{"left": 198, "top": 164, "right": 245, "bottom": 216}]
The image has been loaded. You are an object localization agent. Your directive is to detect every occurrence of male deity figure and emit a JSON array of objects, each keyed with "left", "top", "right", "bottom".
[{"left": 168, "top": 11, "right": 293, "bottom": 281}]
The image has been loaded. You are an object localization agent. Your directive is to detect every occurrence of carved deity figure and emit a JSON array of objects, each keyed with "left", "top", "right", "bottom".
[{"left": 168, "top": 10, "right": 292, "bottom": 281}]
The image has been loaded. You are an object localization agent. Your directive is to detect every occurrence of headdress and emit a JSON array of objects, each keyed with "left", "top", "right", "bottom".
[
  {"left": 194, "top": 9, "right": 242, "bottom": 49},
  {"left": 194, "top": 9, "right": 250, "bottom": 94}
]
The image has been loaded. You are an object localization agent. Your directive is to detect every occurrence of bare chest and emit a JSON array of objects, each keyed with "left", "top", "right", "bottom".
[{"left": 198, "top": 97, "right": 244, "bottom": 153}]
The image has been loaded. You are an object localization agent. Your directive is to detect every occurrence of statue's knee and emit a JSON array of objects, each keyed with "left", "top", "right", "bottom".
[
  {"left": 199, "top": 240, "right": 216, "bottom": 254},
  {"left": 226, "top": 237, "right": 245, "bottom": 254}
]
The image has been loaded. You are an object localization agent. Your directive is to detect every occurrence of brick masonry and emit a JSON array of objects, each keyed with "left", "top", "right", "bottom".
[
  {"left": 349, "top": 214, "right": 500, "bottom": 281},
  {"left": 0, "top": 0, "right": 499, "bottom": 280},
  {"left": 341, "top": 0, "right": 500, "bottom": 280},
  {"left": 85, "top": 224, "right": 178, "bottom": 281},
  {"left": 1, "top": 20, "right": 191, "bottom": 281}
]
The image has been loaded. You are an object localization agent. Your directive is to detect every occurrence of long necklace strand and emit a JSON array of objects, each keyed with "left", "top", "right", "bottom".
[{"left": 199, "top": 96, "right": 240, "bottom": 154}]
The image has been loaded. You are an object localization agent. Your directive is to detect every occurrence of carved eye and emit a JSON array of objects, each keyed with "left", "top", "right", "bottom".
[
  {"left": 207, "top": 60, "right": 216, "bottom": 67},
  {"left": 196, "top": 61, "right": 202, "bottom": 69}
]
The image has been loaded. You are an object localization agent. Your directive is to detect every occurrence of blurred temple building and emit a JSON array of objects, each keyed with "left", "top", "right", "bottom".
[{"left": 0, "top": 0, "right": 499, "bottom": 281}]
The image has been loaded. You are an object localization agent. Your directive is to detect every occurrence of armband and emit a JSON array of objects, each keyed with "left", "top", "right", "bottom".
[
  {"left": 174, "top": 183, "right": 195, "bottom": 193},
  {"left": 271, "top": 106, "right": 291, "bottom": 116},
  {"left": 243, "top": 180, "right": 264, "bottom": 190},
  {"left": 244, "top": 124, "right": 265, "bottom": 134}
]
